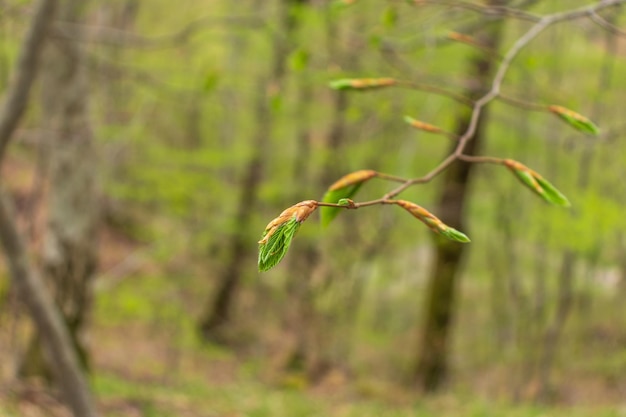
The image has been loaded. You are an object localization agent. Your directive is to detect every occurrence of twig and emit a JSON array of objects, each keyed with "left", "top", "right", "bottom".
[
  {"left": 410, "top": 0, "right": 541, "bottom": 22},
  {"left": 318, "top": 0, "right": 626, "bottom": 210},
  {"left": 589, "top": 10, "right": 626, "bottom": 37},
  {"left": 498, "top": 94, "right": 547, "bottom": 111},
  {"left": 53, "top": 16, "right": 265, "bottom": 49},
  {"left": 0, "top": 0, "right": 56, "bottom": 163},
  {"left": 397, "top": 80, "right": 475, "bottom": 106}
]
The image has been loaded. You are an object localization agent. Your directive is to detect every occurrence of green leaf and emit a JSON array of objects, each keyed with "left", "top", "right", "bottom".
[
  {"left": 549, "top": 105, "right": 600, "bottom": 135},
  {"left": 512, "top": 168, "right": 541, "bottom": 193},
  {"left": 535, "top": 176, "right": 571, "bottom": 207},
  {"left": 439, "top": 227, "right": 471, "bottom": 243},
  {"left": 506, "top": 160, "right": 570, "bottom": 207},
  {"left": 320, "top": 183, "right": 362, "bottom": 226},
  {"left": 394, "top": 200, "right": 471, "bottom": 243},
  {"left": 258, "top": 217, "right": 300, "bottom": 272}
]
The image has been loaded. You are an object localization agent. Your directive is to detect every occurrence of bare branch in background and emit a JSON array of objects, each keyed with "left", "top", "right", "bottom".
[
  {"left": 0, "top": 0, "right": 56, "bottom": 162},
  {"left": 54, "top": 15, "right": 265, "bottom": 48}
]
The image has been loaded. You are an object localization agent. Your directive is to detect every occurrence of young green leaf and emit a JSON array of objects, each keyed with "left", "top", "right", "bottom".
[
  {"left": 548, "top": 105, "right": 600, "bottom": 135},
  {"left": 258, "top": 218, "right": 300, "bottom": 272},
  {"left": 329, "top": 78, "right": 396, "bottom": 91},
  {"left": 439, "top": 228, "right": 471, "bottom": 243},
  {"left": 503, "top": 159, "right": 570, "bottom": 207},
  {"left": 394, "top": 200, "right": 471, "bottom": 243},
  {"left": 258, "top": 200, "right": 318, "bottom": 272},
  {"left": 321, "top": 170, "right": 377, "bottom": 226}
]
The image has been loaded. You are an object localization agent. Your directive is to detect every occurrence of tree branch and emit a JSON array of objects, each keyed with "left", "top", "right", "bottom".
[
  {"left": 0, "top": 0, "right": 57, "bottom": 163},
  {"left": 0, "top": 0, "right": 99, "bottom": 415},
  {"left": 53, "top": 15, "right": 265, "bottom": 49}
]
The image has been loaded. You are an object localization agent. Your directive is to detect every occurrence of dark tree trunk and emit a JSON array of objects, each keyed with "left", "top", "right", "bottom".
[
  {"left": 198, "top": 0, "right": 296, "bottom": 341},
  {"left": 414, "top": 5, "right": 506, "bottom": 392}
]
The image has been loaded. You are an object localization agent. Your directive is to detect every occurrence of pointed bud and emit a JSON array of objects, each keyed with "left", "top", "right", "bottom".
[
  {"left": 322, "top": 170, "right": 377, "bottom": 226},
  {"left": 548, "top": 105, "right": 600, "bottom": 135},
  {"left": 329, "top": 170, "right": 377, "bottom": 191},
  {"left": 329, "top": 78, "right": 396, "bottom": 91},
  {"left": 403, "top": 116, "right": 443, "bottom": 134},
  {"left": 394, "top": 200, "right": 471, "bottom": 243},
  {"left": 503, "top": 159, "right": 570, "bottom": 207}
]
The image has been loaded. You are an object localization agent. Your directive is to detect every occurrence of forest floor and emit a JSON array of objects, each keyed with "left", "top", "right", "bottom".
[
  {"left": 1, "top": 157, "right": 625, "bottom": 417},
  {"left": 1, "top": 299, "right": 624, "bottom": 417}
]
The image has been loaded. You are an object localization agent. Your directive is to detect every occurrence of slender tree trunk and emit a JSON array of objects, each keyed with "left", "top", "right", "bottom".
[
  {"left": 534, "top": 250, "right": 575, "bottom": 402},
  {"left": 0, "top": 193, "right": 98, "bottom": 416},
  {"left": 198, "top": 0, "right": 294, "bottom": 341},
  {"left": 414, "top": 5, "right": 506, "bottom": 392},
  {"left": 19, "top": 0, "right": 99, "bottom": 378}
]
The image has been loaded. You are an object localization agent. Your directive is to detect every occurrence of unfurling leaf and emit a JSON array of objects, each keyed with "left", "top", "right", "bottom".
[
  {"left": 321, "top": 170, "right": 377, "bottom": 226},
  {"left": 258, "top": 200, "right": 318, "bottom": 272},
  {"left": 404, "top": 115, "right": 443, "bottom": 134},
  {"left": 548, "top": 105, "right": 600, "bottom": 135},
  {"left": 503, "top": 159, "right": 570, "bottom": 207},
  {"left": 394, "top": 200, "right": 471, "bottom": 243},
  {"left": 329, "top": 78, "right": 396, "bottom": 91}
]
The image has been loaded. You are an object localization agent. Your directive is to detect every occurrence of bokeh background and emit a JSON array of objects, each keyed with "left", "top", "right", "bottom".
[{"left": 0, "top": 0, "right": 625, "bottom": 416}]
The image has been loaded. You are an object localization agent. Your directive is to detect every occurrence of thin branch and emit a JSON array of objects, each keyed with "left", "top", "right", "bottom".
[
  {"left": 0, "top": 0, "right": 57, "bottom": 163},
  {"left": 397, "top": 80, "right": 475, "bottom": 106},
  {"left": 53, "top": 16, "right": 266, "bottom": 49},
  {"left": 498, "top": 94, "right": 548, "bottom": 111},
  {"left": 410, "top": 0, "right": 541, "bottom": 22},
  {"left": 457, "top": 154, "right": 504, "bottom": 164},
  {"left": 319, "top": 0, "right": 626, "bottom": 210},
  {"left": 589, "top": 10, "right": 626, "bottom": 36}
]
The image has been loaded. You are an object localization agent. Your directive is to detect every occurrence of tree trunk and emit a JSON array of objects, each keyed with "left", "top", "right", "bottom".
[
  {"left": 19, "top": 0, "right": 99, "bottom": 378},
  {"left": 0, "top": 193, "right": 98, "bottom": 416},
  {"left": 414, "top": 5, "right": 506, "bottom": 392},
  {"left": 198, "top": 0, "right": 295, "bottom": 341},
  {"left": 0, "top": 1, "right": 98, "bottom": 413}
]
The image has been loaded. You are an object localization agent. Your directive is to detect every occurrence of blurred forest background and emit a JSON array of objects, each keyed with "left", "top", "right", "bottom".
[{"left": 0, "top": 0, "right": 625, "bottom": 416}]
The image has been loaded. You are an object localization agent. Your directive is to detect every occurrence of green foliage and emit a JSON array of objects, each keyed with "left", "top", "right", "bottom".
[
  {"left": 320, "top": 184, "right": 362, "bottom": 226},
  {"left": 395, "top": 200, "right": 471, "bottom": 243},
  {"left": 320, "top": 170, "right": 377, "bottom": 226},
  {"left": 258, "top": 217, "right": 300, "bottom": 272},
  {"left": 506, "top": 161, "right": 570, "bottom": 207},
  {"left": 549, "top": 105, "right": 600, "bottom": 135},
  {"left": 439, "top": 227, "right": 471, "bottom": 243}
]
